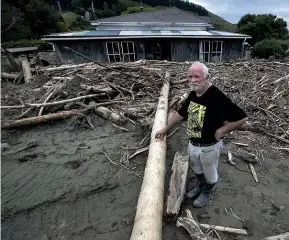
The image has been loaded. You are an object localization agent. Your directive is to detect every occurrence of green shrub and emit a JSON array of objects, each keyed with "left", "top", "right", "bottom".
[
  {"left": 2, "top": 39, "right": 48, "bottom": 48},
  {"left": 252, "top": 39, "right": 289, "bottom": 59},
  {"left": 56, "top": 22, "right": 70, "bottom": 32}
]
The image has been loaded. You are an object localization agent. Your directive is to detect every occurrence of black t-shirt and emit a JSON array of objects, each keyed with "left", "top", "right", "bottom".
[{"left": 178, "top": 85, "right": 247, "bottom": 144}]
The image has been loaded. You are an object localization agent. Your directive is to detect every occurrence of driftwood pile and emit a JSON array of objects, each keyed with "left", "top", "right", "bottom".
[{"left": 1, "top": 59, "right": 289, "bottom": 147}]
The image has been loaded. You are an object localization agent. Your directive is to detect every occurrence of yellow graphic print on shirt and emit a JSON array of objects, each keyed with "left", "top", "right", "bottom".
[{"left": 187, "top": 102, "right": 206, "bottom": 138}]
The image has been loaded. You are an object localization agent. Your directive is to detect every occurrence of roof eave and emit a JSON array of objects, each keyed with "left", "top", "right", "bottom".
[{"left": 42, "top": 35, "right": 251, "bottom": 41}]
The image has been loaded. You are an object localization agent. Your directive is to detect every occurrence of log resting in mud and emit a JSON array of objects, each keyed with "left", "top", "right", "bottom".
[
  {"left": 94, "top": 106, "right": 126, "bottom": 125},
  {"left": 177, "top": 209, "right": 216, "bottom": 240},
  {"left": 1, "top": 109, "right": 90, "bottom": 129},
  {"left": 262, "top": 232, "right": 289, "bottom": 240},
  {"left": 166, "top": 151, "right": 189, "bottom": 215},
  {"left": 130, "top": 72, "right": 170, "bottom": 240}
]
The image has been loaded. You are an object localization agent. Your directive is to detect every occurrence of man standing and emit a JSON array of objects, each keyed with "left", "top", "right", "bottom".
[{"left": 155, "top": 62, "right": 247, "bottom": 208}]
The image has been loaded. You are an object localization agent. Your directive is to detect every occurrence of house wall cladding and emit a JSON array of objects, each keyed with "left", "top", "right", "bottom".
[
  {"left": 53, "top": 40, "right": 107, "bottom": 63},
  {"left": 171, "top": 39, "right": 199, "bottom": 62},
  {"left": 53, "top": 39, "right": 146, "bottom": 64},
  {"left": 171, "top": 38, "right": 243, "bottom": 62},
  {"left": 53, "top": 38, "right": 244, "bottom": 64},
  {"left": 222, "top": 39, "right": 243, "bottom": 61}
]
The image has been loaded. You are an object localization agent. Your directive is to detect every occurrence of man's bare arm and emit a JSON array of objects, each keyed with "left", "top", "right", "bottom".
[
  {"left": 215, "top": 117, "right": 248, "bottom": 141},
  {"left": 155, "top": 112, "right": 184, "bottom": 140}
]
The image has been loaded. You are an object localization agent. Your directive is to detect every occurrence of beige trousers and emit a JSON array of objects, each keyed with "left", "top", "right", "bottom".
[{"left": 188, "top": 141, "right": 223, "bottom": 184}]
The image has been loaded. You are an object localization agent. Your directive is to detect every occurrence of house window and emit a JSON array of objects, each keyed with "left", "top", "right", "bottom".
[
  {"left": 121, "top": 41, "right": 135, "bottom": 62},
  {"left": 211, "top": 41, "right": 223, "bottom": 62},
  {"left": 199, "top": 41, "right": 223, "bottom": 63},
  {"left": 106, "top": 41, "right": 135, "bottom": 62},
  {"left": 199, "top": 41, "right": 210, "bottom": 63},
  {"left": 106, "top": 42, "right": 121, "bottom": 62}
]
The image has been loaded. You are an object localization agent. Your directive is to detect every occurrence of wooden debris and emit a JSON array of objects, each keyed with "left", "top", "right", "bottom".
[
  {"left": 231, "top": 142, "right": 249, "bottom": 147},
  {"left": 95, "top": 106, "right": 126, "bottom": 125},
  {"left": 40, "top": 63, "right": 91, "bottom": 72},
  {"left": 1, "top": 72, "right": 22, "bottom": 81},
  {"left": 22, "top": 60, "right": 32, "bottom": 84},
  {"left": 227, "top": 151, "right": 236, "bottom": 166},
  {"left": 130, "top": 72, "right": 170, "bottom": 240},
  {"left": 2, "top": 109, "right": 89, "bottom": 129},
  {"left": 200, "top": 223, "right": 248, "bottom": 236},
  {"left": 128, "top": 146, "right": 149, "bottom": 160},
  {"left": 1, "top": 93, "right": 107, "bottom": 109},
  {"left": 80, "top": 83, "right": 114, "bottom": 94},
  {"left": 272, "top": 74, "right": 289, "bottom": 84},
  {"left": 176, "top": 209, "right": 216, "bottom": 240},
  {"left": 249, "top": 163, "right": 259, "bottom": 183},
  {"left": 262, "top": 232, "right": 289, "bottom": 240},
  {"left": 166, "top": 151, "right": 189, "bottom": 215},
  {"left": 38, "top": 83, "right": 64, "bottom": 116}
]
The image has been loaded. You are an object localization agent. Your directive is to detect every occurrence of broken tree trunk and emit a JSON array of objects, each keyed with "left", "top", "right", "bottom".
[
  {"left": 166, "top": 151, "right": 189, "bottom": 215},
  {"left": 130, "top": 72, "right": 170, "bottom": 240},
  {"left": 22, "top": 60, "right": 32, "bottom": 84},
  {"left": 94, "top": 106, "right": 126, "bottom": 125},
  {"left": 2, "top": 109, "right": 90, "bottom": 129},
  {"left": 177, "top": 209, "right": 216, "bottom": 240}
]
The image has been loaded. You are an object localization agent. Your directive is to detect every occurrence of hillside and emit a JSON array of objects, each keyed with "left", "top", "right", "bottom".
[{"left": 209, "top": 12, "right": 237, "bottom": 32}]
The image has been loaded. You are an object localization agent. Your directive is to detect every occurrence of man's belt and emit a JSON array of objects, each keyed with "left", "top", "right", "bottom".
[{"left": 190, "top": 140, "right": 217, "bottom": 147}]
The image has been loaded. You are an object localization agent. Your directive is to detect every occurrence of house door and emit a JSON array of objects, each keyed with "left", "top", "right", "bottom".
[{"left": 144, "top": 40, "right": 171, "bottom": 61}]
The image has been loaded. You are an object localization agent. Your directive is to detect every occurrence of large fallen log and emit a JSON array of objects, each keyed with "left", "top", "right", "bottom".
[
  {"left": 166, "top": 151, "right": 189, "bottom": 215},
  {"left": 177, "top": 209, "right": 216, "bottom": 240},
  {"left": 1, "top": 109, "right": 89, "bottom": 129},
  {"left": 130, "top": 72, "right": 170, "bottom": 240}
]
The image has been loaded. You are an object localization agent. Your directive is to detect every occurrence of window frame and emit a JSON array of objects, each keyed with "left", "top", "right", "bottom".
[
  {"left": 106, "top": 41, "right": 136, "bottom": 62},
  {"left": 211, "top": 41, "right": 223, "bottom": 62},
  {"left": 199, "top": 40, "right": 211, "bottom": 63},
  {"left": 121, "top": 41, "right": 136, "bottom": 62},
  {"left": 199, "top": 40, "right": 223, "bottom": 63}
]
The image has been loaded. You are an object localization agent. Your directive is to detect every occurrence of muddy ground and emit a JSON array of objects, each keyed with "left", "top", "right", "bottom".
[{"left": 1, "top": 109, "right": 289, "bottom": 240}]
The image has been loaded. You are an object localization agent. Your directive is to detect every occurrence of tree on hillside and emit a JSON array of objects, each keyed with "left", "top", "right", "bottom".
[
  {"left": 2, "top": 0, "right": 64, "bottom": 42},
  {"left": 237, "top": 14, "right": 288, "bottom": 45},
  {"left": 25, "top": 0, "right": 64, "bottom": 38},
  {"left": 1, "top": 1, "right": 34, "bottom": 41}
]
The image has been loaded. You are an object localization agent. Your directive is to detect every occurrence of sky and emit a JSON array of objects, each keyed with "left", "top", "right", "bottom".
[{"left": 190, "top": 0, "right": 289, "bottom": 27}]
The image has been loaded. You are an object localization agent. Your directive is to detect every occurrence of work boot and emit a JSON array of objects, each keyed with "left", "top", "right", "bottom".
[
  {"left": 186, "top": 174, "right": 205, "bottom": 200},
  {"left": 193, "top": 181, "right": 215, "bottom": 208}
]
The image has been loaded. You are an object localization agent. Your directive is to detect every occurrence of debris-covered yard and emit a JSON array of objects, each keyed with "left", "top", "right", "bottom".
[{"left": 1, "top": 59, "right": 289, "bottom": 240}]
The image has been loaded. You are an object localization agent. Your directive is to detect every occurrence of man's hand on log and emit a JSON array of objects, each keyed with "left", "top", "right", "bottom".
[{"left": 155, "top": 127, "right": 168, "bottom": 140}]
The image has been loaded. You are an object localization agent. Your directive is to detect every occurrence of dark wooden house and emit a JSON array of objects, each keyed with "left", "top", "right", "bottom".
[{"left": 42, "top": 7, "right": 251, "bottom": 64}]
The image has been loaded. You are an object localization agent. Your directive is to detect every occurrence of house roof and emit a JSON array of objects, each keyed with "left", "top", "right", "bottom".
[
  {"left": 91, "top": 7, "right": 210, "bottom": 24},
  {"left": 42, "top": 30, "right": 251, "bottom": 41}
]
